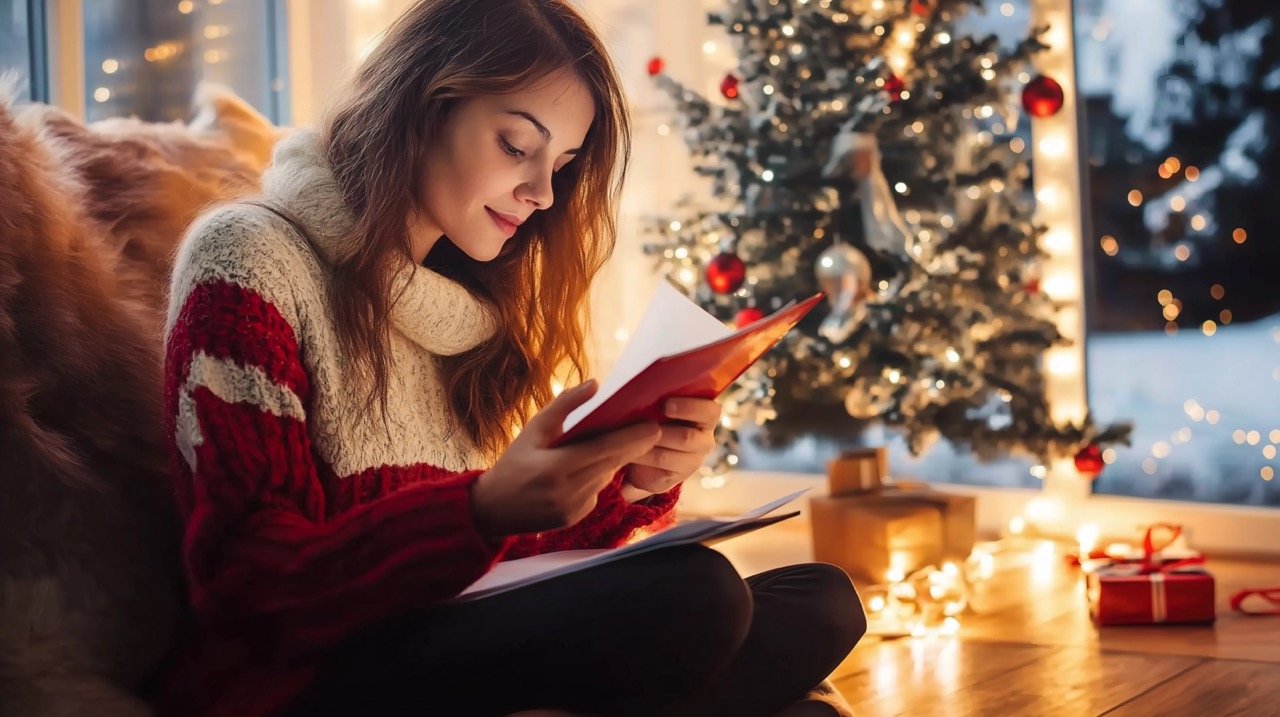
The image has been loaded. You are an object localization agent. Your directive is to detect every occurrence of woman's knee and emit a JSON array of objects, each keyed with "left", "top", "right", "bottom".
[
  {"left": 652, "top": 545, "right": 753, "bottom": 643},
  {"left": 805, "top": 563, "right": 866, "bottom": 658},
  {"left": 618, "top": 546, "right": 752, "bottom": 707}
]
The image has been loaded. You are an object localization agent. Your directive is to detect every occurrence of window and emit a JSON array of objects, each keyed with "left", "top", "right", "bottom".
[
  {"left": 81, "top": 0, "right": 287, "bottom": 123},
  {"left": 1076, "top": 0, "right": 1280, "bottom": 507},
  {"left": 0, "top": 0, "right": 44, "bottom": 101}
]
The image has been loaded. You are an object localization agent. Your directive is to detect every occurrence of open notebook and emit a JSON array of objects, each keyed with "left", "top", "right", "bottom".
[
  {"left": 554, "top": 281, "right": 823, "bottom": 445},
  {"left": 455, "top": 489, "right": 808, "bottom": 602}
]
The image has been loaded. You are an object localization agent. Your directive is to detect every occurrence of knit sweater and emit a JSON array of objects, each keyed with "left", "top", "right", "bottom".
[{"left": 157, "top": 130, "right": 680, "bottom": 716}]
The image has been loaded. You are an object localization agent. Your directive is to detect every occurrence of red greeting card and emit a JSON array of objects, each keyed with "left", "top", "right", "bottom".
[{"left": 554, "top": 282, "right": 823, "bottom": 445}]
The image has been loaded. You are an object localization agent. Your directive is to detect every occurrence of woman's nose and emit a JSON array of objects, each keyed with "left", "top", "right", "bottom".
[{"left": 518, "top": 172, "right": 554, "bottom": 211}]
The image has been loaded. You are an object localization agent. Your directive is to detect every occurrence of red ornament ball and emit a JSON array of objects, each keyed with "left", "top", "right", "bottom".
[
  {"left": 720, "top": 73, "right": 741, "bottom": 100},
  {"left": 1074, "top": 444, "right": 1105, "bottom": 479},
  {"left": 706, "top": 253, "right": 747, "bottom": 294},
  {"left": 1022, "top": 75, "right": 1065, "bottom": 118},
  {"left": 735, "top": 307, "right": 765, "bottom": 327},
  {"left": 883, "top": 74, "right": 906, "bottom": 102},
  {"left": 1024, "top": 278, "right": 1041, "bottom": 294},
  {"left": 647, "top": 56, "right": 665, "bottom": 77},
  {"left": 910, "top": 0, "right": 931, "bottom": 16}
]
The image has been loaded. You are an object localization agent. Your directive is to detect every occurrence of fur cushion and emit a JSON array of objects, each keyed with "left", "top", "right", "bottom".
[{"left": 0, "top": 80, "right": 279, "bottom": 716}]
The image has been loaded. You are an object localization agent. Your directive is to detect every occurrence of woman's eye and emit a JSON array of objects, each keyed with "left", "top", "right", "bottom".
[{"left": 499, "top": 137, "right": 525, "bottom": 158}]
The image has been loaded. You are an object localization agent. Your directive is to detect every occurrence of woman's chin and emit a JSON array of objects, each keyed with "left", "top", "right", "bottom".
[{"left": 454, "top": 237, "right": 506, "bottom": 263}]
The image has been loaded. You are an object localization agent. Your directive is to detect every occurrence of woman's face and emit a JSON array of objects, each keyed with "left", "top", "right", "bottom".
[{"left": 417, "top": 70, "right": 596, "bottom": 262}]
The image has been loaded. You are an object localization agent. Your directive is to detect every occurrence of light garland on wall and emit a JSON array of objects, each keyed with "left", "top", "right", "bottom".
[{"left": 1027, "top": 0, "right": 1088, "bottom": 513}]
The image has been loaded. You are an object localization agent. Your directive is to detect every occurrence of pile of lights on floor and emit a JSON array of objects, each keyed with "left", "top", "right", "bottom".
[
  {"left": 860, "top": 508, "right": 1140, "bottom": 638},
  {"left": 860, "top": 537, "right": 1022, "bottom": 638},
  {"left": 861, "top": 558, "right": 976, "bottom": 638}
]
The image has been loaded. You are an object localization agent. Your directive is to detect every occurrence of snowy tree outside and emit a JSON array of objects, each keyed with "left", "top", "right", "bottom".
[{"left": 1076, "top": 0, "right": 1280, "bottom": 507}]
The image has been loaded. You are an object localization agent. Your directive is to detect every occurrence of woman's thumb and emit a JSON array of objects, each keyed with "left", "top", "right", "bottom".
[{"left": 528, "top": 379, "right": 597, "bottom": 436}]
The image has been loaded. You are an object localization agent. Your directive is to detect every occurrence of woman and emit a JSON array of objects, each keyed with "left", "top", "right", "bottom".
[{"left": 158, "top": 1, "right": 864, "bottom": 715}]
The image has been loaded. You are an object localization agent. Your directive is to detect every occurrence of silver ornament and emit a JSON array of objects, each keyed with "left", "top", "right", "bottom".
[
  {"left": 822, "top": 126, "right": 914, "bottom": 259},
  {"left": 815, "top": 243, "right": 872, "bottom": 344}
]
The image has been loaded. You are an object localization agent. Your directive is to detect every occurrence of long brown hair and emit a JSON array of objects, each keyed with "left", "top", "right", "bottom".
[{"left": 322, "top": 0, "right": 630, "bottom": 457}]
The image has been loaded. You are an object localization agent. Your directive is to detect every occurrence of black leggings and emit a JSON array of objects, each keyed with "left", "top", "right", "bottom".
[{"left": 289, "top": 545, "right": 866, "bottom": 717}]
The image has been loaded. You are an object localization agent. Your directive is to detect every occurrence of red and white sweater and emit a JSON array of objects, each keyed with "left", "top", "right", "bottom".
[{"left": 157, "top": 130, "right": 679, "bottom": 716}]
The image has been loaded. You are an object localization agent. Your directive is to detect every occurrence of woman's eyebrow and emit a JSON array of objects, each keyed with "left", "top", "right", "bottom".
[{"left": 505, "top": 110, "right": 582, "bottom": 155}]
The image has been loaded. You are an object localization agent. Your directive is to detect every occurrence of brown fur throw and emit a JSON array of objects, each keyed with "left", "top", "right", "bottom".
[{"left": 0, "top": 81, "right": 280, "bottom": 716}]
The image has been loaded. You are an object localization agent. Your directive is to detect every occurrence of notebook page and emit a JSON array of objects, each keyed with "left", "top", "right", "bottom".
[
  {"left": 454, "top": 489, "right": 808, "bottom": 601},
  {"left": 457, "top": 549, "right": 610, "bottom": 599}
]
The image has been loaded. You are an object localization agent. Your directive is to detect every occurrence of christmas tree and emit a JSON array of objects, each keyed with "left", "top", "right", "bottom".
[{"left": 642, "top": 0, "right": 1131, "bottom": 477}]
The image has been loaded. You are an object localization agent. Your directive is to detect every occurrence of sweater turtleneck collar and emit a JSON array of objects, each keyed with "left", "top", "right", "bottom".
[{"left": 261, "top": 129, "right": 496, "bottom": 356}]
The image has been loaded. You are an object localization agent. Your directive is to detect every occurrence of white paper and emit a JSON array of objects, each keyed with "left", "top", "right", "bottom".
[
  {"left": 563, "top": 281, "right": 730, "bottom": 433},
  {"left": 455, "top": 549, "right": 611, "bottom": 600},
  {"left": 455, "top": 488, "right": 810, "bottom": 602}
]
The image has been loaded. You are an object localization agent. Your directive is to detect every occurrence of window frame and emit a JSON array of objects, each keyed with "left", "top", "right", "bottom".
[
  {"left": 40, "top": 0, "right": 290, "bottom": 124},
  {"left": 1059, "top": 0, "right": 1279, "bottom": 554},
  {"left": 23, "top": 0, "right": 48, "bottom": 101}
]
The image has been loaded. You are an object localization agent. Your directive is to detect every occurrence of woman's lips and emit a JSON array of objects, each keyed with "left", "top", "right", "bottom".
[{"left": 486, "top": 207, "right": 518, "bottom": 237}]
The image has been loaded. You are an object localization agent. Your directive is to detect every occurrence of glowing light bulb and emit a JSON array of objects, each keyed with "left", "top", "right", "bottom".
[
  {"left": 1076, "top": 524, "right": 1100, "bottom": 554},
  {"left": 1039, "top": 135, "right": 1067, "bottom": 157}
]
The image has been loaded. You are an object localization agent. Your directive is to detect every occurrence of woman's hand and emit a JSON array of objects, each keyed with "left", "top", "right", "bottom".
[
  {"left": 472, "top": 380, "right": 661, "bottom": 538},
  {"left": 624, "top": 397, "right": 722, "bottom": 499}
]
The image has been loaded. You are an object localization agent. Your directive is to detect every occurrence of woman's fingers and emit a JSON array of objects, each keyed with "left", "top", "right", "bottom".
[
  {"left": 631, "top": 446, "right": 696, "bottom": 474},
  {"left": 558, "top": 422, "right": 661, "bottom": 481},
  {"left": 663, "top": 397, "right": 722, "bottom": 430},
  {"left": 654, "top": 423, "right": 717, "bottom": 453},
  {"left": 628, "top": 464, "right": 683, "bottom": 494}
]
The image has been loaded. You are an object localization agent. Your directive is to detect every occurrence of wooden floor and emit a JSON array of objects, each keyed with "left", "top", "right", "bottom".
[{"left": 714, "top": 519, "right": 1280, "bottom": 717}]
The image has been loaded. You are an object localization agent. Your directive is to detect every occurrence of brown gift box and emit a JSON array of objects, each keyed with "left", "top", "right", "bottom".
[
  {"left": 809, "top": 448, "right": 977, "bottom": 581},
  {"left": 881, "top": 484, "right": 976, "bottom": 563},
  {"left": 810, "top": 494, "right": 944, "bottom": 582},
  {"left": 828, "top": 447, "right": 887, "bottom": 494}
]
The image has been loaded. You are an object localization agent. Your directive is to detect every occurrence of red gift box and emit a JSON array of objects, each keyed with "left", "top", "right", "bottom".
[
  {"left": 1070, "top": 523, "right": 1201, "bottom": 574},
  {"left": 1087, "top": 560, "right": 1216, "bottom": 626}
]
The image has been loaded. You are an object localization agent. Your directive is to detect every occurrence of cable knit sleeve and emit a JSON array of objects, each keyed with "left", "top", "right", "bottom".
[
  {"left": 503, "top": 469, "right": 681, "bottom": 560},
  {"left": 164, "top": 278, "right": 510, "bottom": 657}
]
